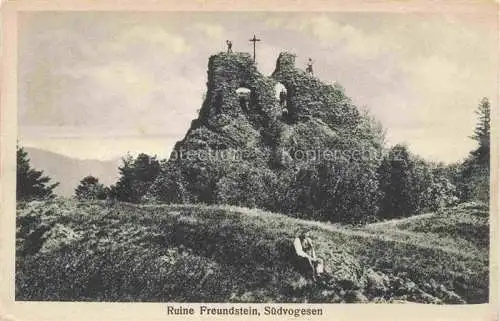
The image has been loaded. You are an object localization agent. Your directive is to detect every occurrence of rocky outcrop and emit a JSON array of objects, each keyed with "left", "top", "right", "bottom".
[{"left": 150, "top": 51, "right": 384, "bottom": 222}]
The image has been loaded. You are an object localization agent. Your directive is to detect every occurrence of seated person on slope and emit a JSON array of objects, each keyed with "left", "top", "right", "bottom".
[{"left": 293, "top": 230, "right": 324, "bottom": 281}]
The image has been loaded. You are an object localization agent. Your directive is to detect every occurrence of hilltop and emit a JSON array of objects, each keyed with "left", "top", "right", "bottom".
[
  {"left": 16, "top": 200, "right": 488, "bottom": 303},
  {"left": 149, "top": 52, "right": 385, "bottom": 223}
]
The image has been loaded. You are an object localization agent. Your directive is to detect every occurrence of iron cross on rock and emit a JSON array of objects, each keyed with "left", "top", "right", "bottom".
[{"left": 249, "top": 34, "right": 261, "bottom": 63}]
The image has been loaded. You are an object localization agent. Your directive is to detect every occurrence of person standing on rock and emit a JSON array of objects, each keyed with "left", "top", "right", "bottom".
[
  {"left": 306, "top": 58, "right": 314, "bottom": 76},
  {"left": 226, "top": 40, "right": 233, "bottom": 54},
  {"left": 293, "top": 230, "right": 324, "bottom": 281}
]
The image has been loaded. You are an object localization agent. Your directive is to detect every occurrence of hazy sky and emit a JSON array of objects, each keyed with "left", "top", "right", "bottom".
[{"left": 18, "top": 11, "right": 498, "bottom": 163}]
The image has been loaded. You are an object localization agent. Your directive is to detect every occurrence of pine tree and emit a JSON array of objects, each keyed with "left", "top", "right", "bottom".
[
  {"left": 470, "top": 97, "right": 490, "bottom": 167},
  {"left": 114, "top": 153, "right": 161, "bottom": 203},
  {"left": 460, "top": 97, "right": 491, "bottom": 202},
  {"left": 74, "top": 175, "right": 108, "bottom": 200},
  {"left": 378, "top": 144, "right": 416, "bottom": 218},
  {"left": 17, "top": 146, "right": 59, "bottom": 201}
]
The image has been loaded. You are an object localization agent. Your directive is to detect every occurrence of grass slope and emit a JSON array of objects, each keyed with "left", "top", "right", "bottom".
[{"left": 16, "top": 200, "right": 488, "bottom": 303}]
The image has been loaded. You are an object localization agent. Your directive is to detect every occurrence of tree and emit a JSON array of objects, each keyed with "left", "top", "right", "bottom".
[
  {"left": 74, "top": 175, "right": 108, "bottom": 201},
  {"left": 114, "top": 153, "right": 161, "bottom": 203},
  {"left": 378, "top": 145, "right": 458, "bottom": 219},
  {"left": 377, "top": 144, "right": 415, "bottom": 218},
  {"left": 459, "top": 98, "right": 491, "bottom": 202},
  {"left": 17, "top": 145, "right": 59, "bottom": 201},
  {"left": 470, "top": 97, "right": 490, "bottom": 167}
]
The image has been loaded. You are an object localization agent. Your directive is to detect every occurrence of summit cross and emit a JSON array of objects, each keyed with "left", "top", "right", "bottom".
[{"left": 249, "top": 34, "right": 261, "bottom": 63}]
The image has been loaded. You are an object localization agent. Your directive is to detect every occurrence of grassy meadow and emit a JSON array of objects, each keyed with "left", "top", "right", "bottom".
[{"left": 16, "top": 199, "right": 489, "bottom": 303}]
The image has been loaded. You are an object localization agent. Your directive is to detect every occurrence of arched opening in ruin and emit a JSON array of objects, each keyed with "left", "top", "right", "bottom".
[
  {"left": 274, "top": 82, "right": 286, "bottom": 100},
  {"left": 236, "top": 87, "right": 251, "bottom": 112},
  {"left": 274, "top": 82, "right": 289, "bottom": 119}
]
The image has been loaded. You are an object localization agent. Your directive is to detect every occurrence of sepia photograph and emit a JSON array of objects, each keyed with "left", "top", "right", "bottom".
[{"left": 1, "top": 1, "right": 498, "bottom": 319}]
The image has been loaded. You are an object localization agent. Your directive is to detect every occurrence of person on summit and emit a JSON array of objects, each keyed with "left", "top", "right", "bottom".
[
  {"left": 293, "top": 230, "right": 324, "bottom": 281},
  {"left": 306, "top": 57, "right": 314, "bottom": 76},
  {"left": 226, "top": 40, "right": 233, "bottom": 54}
]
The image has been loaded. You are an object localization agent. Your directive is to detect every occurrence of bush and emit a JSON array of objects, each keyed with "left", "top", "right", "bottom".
[
  {"left": 377, "top": 145, "right": 457, "bottom": 219},
  {"left": 74, "top": 176, "right": 108, "bottom": 201},
  {"left": 114, "top": 153, "right": 161, "bottom": 203}
]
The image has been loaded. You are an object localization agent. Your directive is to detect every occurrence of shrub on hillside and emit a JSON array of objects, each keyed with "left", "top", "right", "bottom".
[
  {"left": 214, "top": 165, "right": 279, "bottom": 209},
  {"left": 74, "top": 176, "right": 108, "bottom": 201},
  {"left": 114, "top": 153, "right": 161, "bottom": 203},
  {"left": 16, "top": 199, "right": 71, "bottom": 255},
  {"left": 377, "top": 144, "right": 457, "bottom": 219},
  {"left": 281, "top": 158, "right": 380, "bottom": 224}
]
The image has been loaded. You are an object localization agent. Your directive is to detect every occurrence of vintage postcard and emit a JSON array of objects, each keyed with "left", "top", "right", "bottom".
[{"left": 0, "top": 0, "right": 498, "bottom": 320}]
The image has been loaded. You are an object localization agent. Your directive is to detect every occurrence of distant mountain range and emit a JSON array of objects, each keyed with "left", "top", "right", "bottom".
[{"left": 25, "top": 147, "right": 121, "bottom": 197}]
